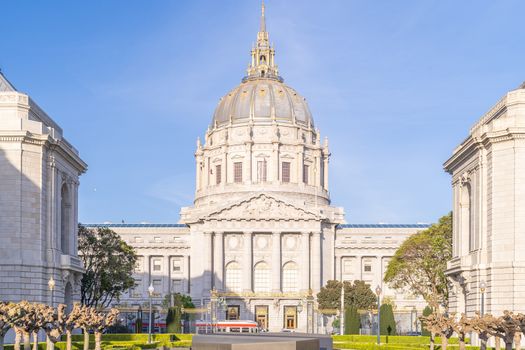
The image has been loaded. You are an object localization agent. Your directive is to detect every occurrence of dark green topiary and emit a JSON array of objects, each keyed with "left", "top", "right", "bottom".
[
  {"left": 344, "top": 306, "right": 361, "bottom": 335},
  {"left": 379, "top": 304, "right": 396, "bottom": 335},
  {"left": 421, "top": 306, "right": 432, "bottom": 336},
  {"left": 166, "top": 307, "right": 182, "bottom": 333}
]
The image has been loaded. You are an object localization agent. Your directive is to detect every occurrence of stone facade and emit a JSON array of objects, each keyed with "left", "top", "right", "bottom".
[
  {"left": 0, "top": 72, "right": 87, "bottom": 306},
  {"left": 444, "top": 82, "right": 525, "bottom": 317}
]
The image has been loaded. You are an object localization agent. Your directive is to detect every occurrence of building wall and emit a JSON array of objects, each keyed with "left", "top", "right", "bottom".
[
  {"left": 100, "top": 222, "right": 429, "bottom": 333},
  {"left": 0, "top": 73, "right": 87, "bottom": 305},
  {"left": 445, "top": 84, "right": 525, "bottom": 317}
]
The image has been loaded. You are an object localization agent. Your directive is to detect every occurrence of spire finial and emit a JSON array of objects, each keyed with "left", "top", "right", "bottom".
[{"left": 260, "top": 0, "right": 266, "bottom": 32}]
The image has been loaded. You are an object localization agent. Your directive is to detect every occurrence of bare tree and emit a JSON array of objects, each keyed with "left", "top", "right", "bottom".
[
  {"left": 470, "top": 312, "right": 491, "bottom": 350},
  {"left": 64, "top": 304, "right": 84, "bottom": 350},
  {"left": 0, "top": 302, "right": 12, "bottom": 350},
  {"left": 421, "top": 312, "right": 454, "bottom": 350},
  {"left": 450, "top": 314, "right": 474, "bottom": 350},
  {"left": 42, "top": 305, "right": 67, "bottom": 350}
]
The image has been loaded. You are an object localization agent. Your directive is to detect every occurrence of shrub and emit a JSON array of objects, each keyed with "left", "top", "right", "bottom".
[
  {"left": 379, "top": 304, "right": 396, "bottom": 336},
  {"left": 421, "top": 306, "right": 432, "bottom": 337},
  {"left": 344, "top": 306, "right": 360, "bottom": 335}
]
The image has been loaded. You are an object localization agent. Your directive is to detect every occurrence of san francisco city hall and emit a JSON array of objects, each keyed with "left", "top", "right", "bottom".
[{"left": 85, "top": 5, "right": 430, "bottom": 333}]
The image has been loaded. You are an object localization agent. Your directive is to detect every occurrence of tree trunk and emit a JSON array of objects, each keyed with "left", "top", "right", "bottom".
[
  {"left": 32, "top": 332, "right": 38, "bottom": 350},
  {"left": 505, "top": 341, "right": 513, "bottom": 350},
  {"left": 430, "top": 332, "right": 435, "bottom": 350},
  {"left": 46, "top": 336, "right": 55, "bottom": 350},
  {"left": 515, "top": 333, "right": 522, "bottom": 350},
  {"left": 441, "top": 335, "right": 448, "bottom": 350},
  {"left": 66, "top": 329, "right": 72, "bottom": 350},
  {"left": 23, "top": 331, "right": 31, "bottom": 350},
  {"left": 458, "top": 335, "right": 465, "bottom": 350},
  {"left": 0, "top": 334, "right": 4, "bottom": 350},
  {"left": 83, "top": 329, "right": 89, "bottom": 350},
  {"left": 94, "top": 332, "right": 102, "bottom": 350},
  {"left": 14, "top": 329, "right": 22, "bottom": 350},
  {"left": 495, "top": 337, "right": 501, "bottom": 350},
  {"left": 479, "top": 334, "right": 488, "bottom": 350}
]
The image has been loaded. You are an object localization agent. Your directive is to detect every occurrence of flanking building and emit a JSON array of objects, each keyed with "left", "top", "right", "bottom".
[
  {"left": 87, "top": 4, "right": 429, "bottom": 333},
  {"left": 0, "top": 72, "right": 87, "bottom": 306},
  {"left": 445, "top": 82, "right": 525, "bottom": 317}
]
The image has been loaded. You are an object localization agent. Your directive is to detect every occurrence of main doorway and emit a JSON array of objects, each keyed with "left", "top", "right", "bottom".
[
  {"left": 283, "top": 306, "right": 297, "bottom": 329},
  {"left": 255, "top": 305, "right": 269, "bottom": 330}
]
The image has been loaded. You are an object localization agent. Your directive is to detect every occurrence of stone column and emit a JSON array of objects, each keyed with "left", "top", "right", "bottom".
[
  {"left": 272, "top": 232, "right": 281, "bottom": 292},
  {"left": 186, "top": 255, "right": 191, "bottom": 294},
  {"left": 323, "top": 155, "right": 329, "bottom": 191},
  {"left": 242, "top": 232, "right": 253, "bottom": 292},
  {"left": 145, "top": 255, "right": 151, "bottom": 288},
  {"left": 214, "top": 232, "right": 224, "bottom": 290},
  {"left": 300, "top": 232, "right": 310, "bottom": 291},
  {"left": 246, "top": 141, "right": 253, "bottom": 183},
  {"left": 204, "top": 232, "right": 213, "bottom": 292},
  {"left": 311, "top": 232, "right": 321, "bottom": 291},
  {"left": 164, "top": 255, "right": 170, "bottom": 295}
]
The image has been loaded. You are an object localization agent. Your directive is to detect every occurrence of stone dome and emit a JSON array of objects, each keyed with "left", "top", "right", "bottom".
[{"left": 211, "top": 78, "right": 314, "bottom": 129}]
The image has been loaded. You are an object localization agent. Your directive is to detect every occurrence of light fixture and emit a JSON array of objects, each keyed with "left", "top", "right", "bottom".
[
  {"left": 48, "top": 277, "right": 56, "bottom": 291},
  {"left": 297, "top": 303, "right": 303, "bottom": 313},
  {"left": 148, "top": 283, "right": 155, "bottom": 296},
  {"left": 480, "top": 280, "right": 486, "bottom": 293},
  {"left": 375, "top": 285, "right": 382, "bottom": 296}
]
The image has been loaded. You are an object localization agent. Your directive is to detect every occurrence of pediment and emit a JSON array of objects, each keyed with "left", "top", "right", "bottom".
[{"left": 205, "top": 194, "right": 319, "bottom": 221}]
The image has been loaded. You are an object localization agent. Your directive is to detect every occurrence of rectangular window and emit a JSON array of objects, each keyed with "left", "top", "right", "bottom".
[
  {"left": 303, "top": 164, "right": 309, "bottom": 184},
  {"left": 282, "top": 162, "right": 291, "bottom": 183},
  {"left": 171, "top": 279, "right": 183, "bottom": 293},
  {"left": 226, "top": 305, "right": 240, "bottom": 320},
  {"left": 135, "top": 257, "right": 144, "bottom": 273},
  {"left": 257, "top": 160, "right": 267, "bottom": 182},
  {"left": 154, "top": 236, "right": 162, "bottom": 243},
  {"left": 172, "top": 259, "right": 182, "bottom": 273},
  {"left": 343, "top": 259, "right": 352, "bottom": 273},
  {"left": 234, "top": 162, "right": 243, "bottom": 183},
  {"left": 152, "top": 258, "right": 162, "bottom": 272},
  {"left": 364, "top": 264, "right": 372, "bottom": 273},
  {"left": 130, "top": 279, "right": 142, "bottom": 297},
  {"left": 216, "top": 164, "right": 222, "bottom": 185},
  {"left": 152, "top": 278, "right": 162, "bottom": 293}
]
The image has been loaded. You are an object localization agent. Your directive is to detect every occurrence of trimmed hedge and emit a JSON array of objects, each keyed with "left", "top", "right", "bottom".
[{"left": 333, "top": 335, "right": 466, "bottom": 345}]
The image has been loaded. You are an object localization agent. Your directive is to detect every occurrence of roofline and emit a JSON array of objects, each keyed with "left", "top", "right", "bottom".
[
  {"left": 82, "top": 223, "right": 429, "bottom": 229},
  {"left": 337, "top": 224, "right": 431, "bottom": 229},
  {"left": 82, "top": 223, "right": 188, "bottom": 228}
]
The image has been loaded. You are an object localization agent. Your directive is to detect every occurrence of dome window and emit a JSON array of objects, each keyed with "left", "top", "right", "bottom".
[{"left": 260, "top": 55, "right": 266, "bottom": 63}]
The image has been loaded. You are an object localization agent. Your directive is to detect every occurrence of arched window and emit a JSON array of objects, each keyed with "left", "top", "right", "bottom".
[
  {"left": 461, "top": 183, "right": 476, "bottom": 252},
  {"left": 60, "top": 183, "right": 71, "bottom": 255},
  {"left": 64, "top": 282, "right": 73, "bottom": 312},
  {"left": 282, "top": 261, "right": 299, "bottom": 292},
  {"left": 254, "top": 262, "right": 270, "bottom": 292},
  {"left": 225, "top": 262, "right": 242, "bottom": 293}
]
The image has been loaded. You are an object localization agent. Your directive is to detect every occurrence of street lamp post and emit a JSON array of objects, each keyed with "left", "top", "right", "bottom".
[
  {"left": 480, "top": 280, "right": 486, "bottom": 316},
  {"left": 48, "top": 277, "right": 56, "bottom": 307},
  {"left": 375, "top": 285, "right": 382, "bottom": 345},
  {"left": 148, "top": 284, "right": 154, "bottom": 344},
  {"left": 340, "top": 283, "right": 345, "bottom": 335}
]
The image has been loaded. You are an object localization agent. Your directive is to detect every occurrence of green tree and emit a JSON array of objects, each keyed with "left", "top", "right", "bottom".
[
  {"left": 78, "top": 225, "right": 138, "bottom": 308},
  {"left": 384, "top": 213, "right": 452, "bottom": 311},
  {"left": 344, "top": 306, "right": 360, "bottom": 335},
  {"left": 421, "top": 306, "right": 432, "bottom": 336},
  {"left": 163, "top": 293, "right": 195, "bottom": 332},
  {"left": 317, "top": 280, "right": 377, "bottom": 311},
  {"left": 379, "top": 304, "right": 397, "bottom": 335},
  {"left": 165, "top": 307, "right": 181, "bottom": 333}
]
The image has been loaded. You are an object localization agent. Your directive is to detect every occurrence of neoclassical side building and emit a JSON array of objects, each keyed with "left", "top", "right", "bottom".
[
  {"left": 445, "top": 82, "right": 525, "bottom": 317},
  {"left": 0, "top": 72, "right": 87, "bottom": 305},
  {"left": 89, "top": 4, "right": 429, "bottom": 333}
]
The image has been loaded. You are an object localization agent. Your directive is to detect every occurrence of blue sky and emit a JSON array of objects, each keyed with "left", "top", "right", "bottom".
[{"left": 2, "top": 1, "right": 524, "bottom": 224}]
